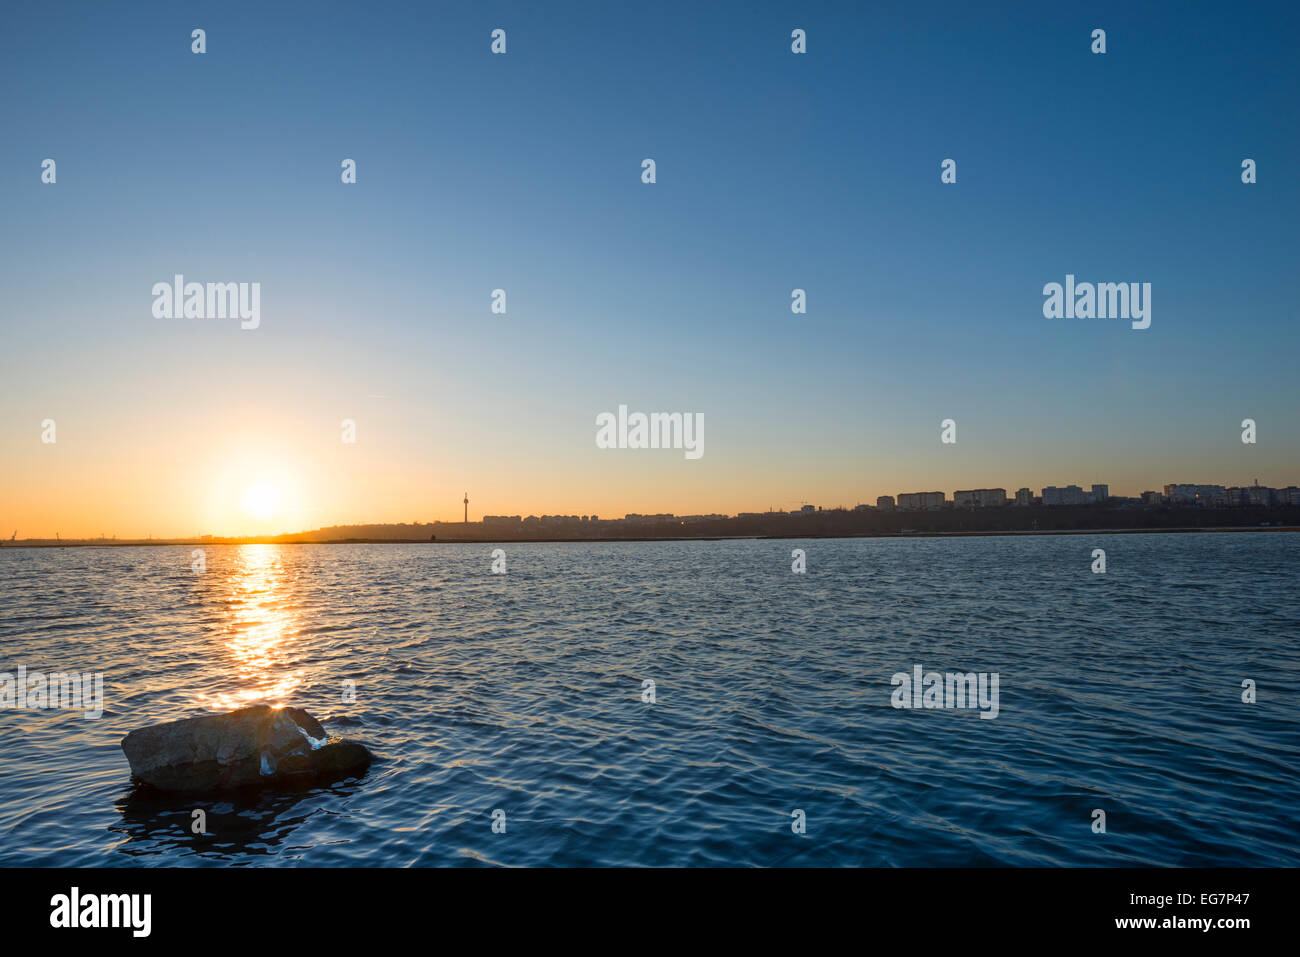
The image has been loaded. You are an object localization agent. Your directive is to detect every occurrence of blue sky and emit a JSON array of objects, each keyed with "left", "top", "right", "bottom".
[{"left": 1, "top": 0, "right": 1297, "bottom": 534}]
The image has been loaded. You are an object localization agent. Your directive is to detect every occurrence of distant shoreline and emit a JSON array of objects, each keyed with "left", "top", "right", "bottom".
[{"left": 4, "top": 525, "right": 1298, "bottom": 548}]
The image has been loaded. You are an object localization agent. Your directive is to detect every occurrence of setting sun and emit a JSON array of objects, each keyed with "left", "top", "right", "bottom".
[{"left": 241, "top": 483, "right": 282, "bottom": 521}]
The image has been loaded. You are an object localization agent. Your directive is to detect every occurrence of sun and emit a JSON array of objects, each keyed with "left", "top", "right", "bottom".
[{"left": 241, "top": 482, "right": 281, "bottom": 521}]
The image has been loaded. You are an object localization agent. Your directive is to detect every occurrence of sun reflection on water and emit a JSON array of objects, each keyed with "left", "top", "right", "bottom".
[{"left": 196, "top": 544, "right": 303, "bottom": 710}]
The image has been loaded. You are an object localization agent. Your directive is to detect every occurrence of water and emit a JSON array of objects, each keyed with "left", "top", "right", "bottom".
[{"left": 1, "top": 534, "right": 1296, "bottom": 867}]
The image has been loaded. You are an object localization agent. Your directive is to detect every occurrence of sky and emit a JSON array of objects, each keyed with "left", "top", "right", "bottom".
[{"left": 1, "top": 0, "right": 1297, "bottom": 537}]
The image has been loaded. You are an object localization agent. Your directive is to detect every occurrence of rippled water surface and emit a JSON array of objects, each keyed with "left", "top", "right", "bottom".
[{"left": 1, "top": 535, "right": 1297, "bottom": 866}]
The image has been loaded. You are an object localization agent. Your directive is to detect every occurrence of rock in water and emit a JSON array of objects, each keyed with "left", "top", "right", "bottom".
[{"left": 120, "top": 705, "right": 373, "bottom": 792}]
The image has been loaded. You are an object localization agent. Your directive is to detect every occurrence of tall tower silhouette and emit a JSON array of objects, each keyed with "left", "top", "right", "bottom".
[{"left": 463, "top": 492, "right": 469, "bottom": 524}]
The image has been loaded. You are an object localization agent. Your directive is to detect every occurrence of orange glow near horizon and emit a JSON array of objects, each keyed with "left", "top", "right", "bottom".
[{"left": 5, "top": 403, "right": 1296, "bottom": 540}]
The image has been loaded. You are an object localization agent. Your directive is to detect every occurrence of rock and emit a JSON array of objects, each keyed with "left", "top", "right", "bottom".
[
  {"left": 305, "top": 739, "right": 372, "bottom": 774},
  {"left": 281, "top": 706, "right": 326, "bottom": 740},
  {"left": 120, "top": 705, "right": 373, "bottom": 792}
]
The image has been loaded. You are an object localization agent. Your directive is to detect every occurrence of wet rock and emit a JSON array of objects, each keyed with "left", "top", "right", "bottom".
[
  {"left": 120, "top": 705, "right": 373, "bottom": 792},
  {"left": 282, "top": 706, "right": 326, "bottom": 739}
]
